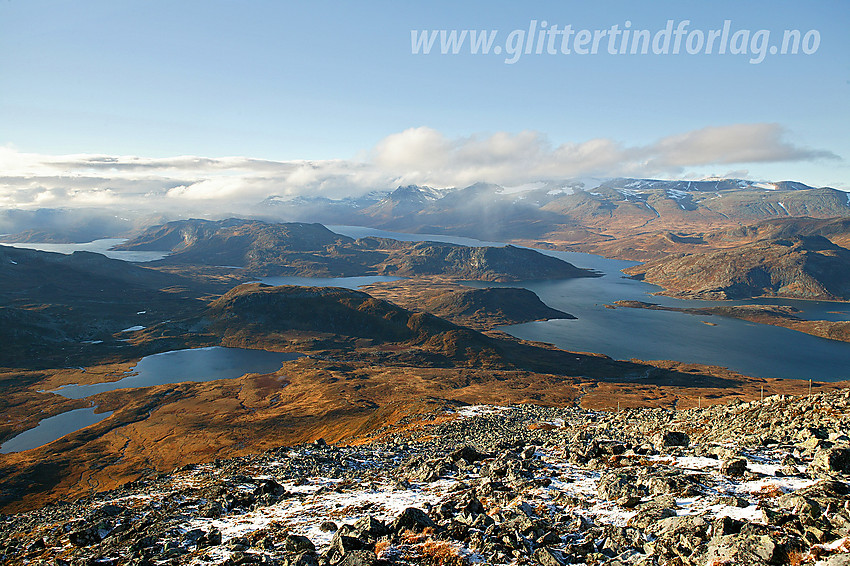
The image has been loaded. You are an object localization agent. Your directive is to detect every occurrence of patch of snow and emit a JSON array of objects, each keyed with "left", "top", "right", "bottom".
[
  {"left": 136, "top": 311, "right": 147, "bottom": 315},
  {"left": 777, "top": 202, "right": 789, "bottom": 215},
  {"left": 747, "top": 462, "right": 782, "bottom": 476},
  {"left": 674, "top": 497, "right": 701, "bottom": 515},
  {"left": 535, "top": 418, "right": 566, "bottom": 428},
  {"left": 8, "top": 260, "right": 17, "bottom": 265},
  {"left": 717, "top": 475, "right": 818, "bottom": 506},
  {"left": 586, "top": 501, "right": 638, "bottom": 527},
  {"left": 654, "top": 455, "right": 719, "bottom": 470},
  {"left": 618, "top": 188, "right": 645, "bottom": 198},
  {"left": 185, "top": 477, "right": 447, "bottom": 552},
  {"left": 568, "top": 177, "right": 610, "bottom": 191},
  {"left": 817, "top": 536, "right": 849, "bottom": 552},
  {"left": 666, "top": 189, "right": 690, "bottom": 200},
  {"left": 454, "top": 405, "right": 511, "bottom": 419},
  {"left": 81, "top": 340, "right": 104, "bottom": 345},
  {"left": 119, "top": 325, "right": 146, "bottom": 332},
  {"left": 712, "top": 503, "right": 763, "bottom": 522}
]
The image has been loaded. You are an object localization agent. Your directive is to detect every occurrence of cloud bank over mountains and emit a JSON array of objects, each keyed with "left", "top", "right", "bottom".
[{"left": 0, "top": 123, "right": 839, "bottom": 210}]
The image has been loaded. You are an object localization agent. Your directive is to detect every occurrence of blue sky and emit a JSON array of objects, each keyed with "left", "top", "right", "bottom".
[{"left": 0, "top": 0, "right": 848, "bottom": 206}]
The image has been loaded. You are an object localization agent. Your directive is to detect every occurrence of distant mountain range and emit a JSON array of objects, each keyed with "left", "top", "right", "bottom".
[
  {"left": 4, "top": 178, "right": 847, "bottom": 247},
  {"left": 253, "top": 178, "right": 850, "bottom": 242}
]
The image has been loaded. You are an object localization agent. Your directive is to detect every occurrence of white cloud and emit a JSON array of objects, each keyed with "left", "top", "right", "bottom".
[
  {"left": 0, "top": 124, "right": 839, "bottom": 210},
  {"left": 368, "top": 124, "right": 838, "bottom": 187},
  {"left": 644, "top": 123, "right": 837, "bottom": 169}
]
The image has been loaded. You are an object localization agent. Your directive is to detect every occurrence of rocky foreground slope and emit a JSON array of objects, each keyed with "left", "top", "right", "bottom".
[{"left": 2, "top": 391, "right": 849, "bottom": 566}]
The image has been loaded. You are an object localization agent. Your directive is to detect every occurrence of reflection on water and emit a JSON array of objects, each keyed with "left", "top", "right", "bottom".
[
  {"left": 328, "top": 225, "right": 507, "bottom": 248},
  {"left": 258, "top": 275, "right": 403, "bottom": 289},
  {"left": 0, "top": 407, "right": 113, "bottom": 454},
  {"left": 53, "top": 347, "right": 303, "bottom": 399},
  {"left": 328, "top": 225, "right": 850, "bottom": 381}
]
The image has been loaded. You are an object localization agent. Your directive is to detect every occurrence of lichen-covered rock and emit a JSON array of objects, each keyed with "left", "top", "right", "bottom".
[{"left": 810, "top": 446, "right": 850, "bottom": 476}]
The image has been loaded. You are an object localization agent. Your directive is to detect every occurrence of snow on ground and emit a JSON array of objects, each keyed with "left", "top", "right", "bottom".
[
  {"left": 119, "top": 408, "right": 833, "bottom": 565},
  {"left": 618, "top": 188, "right": 645, "bottom": 198},
  {"left": 119, "top": 325, "right": 146, "bottom": 332},
  {"left": 184, "top": 476, "right": 449, "bottom": 556},
  {"left": 819, "top": 537, "right": 850, "bottom": 552},
  {"left": 454, "top": 405, "right": 512, "bottom": 419},
  {"left": 176, "top": 443, "right": 800, "bottom": 564},
  {"left": 753, "top": 182, "right": 778, "bottom": 190},
  {"left": 666, "top": 189, "right": 691, "bottom": 201},
  {"left": 546, "top": 187, "right": 575, "bottom": 196},
  {"left": 777, "top": 201, "right": 790, "bottom": 214},
  {"left": 648, "top": 455, "right": 719, "bottom": 471}
]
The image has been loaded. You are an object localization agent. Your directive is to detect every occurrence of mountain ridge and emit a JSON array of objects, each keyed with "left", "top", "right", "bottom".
[
  {"left": 3, "top": 178, "right": 847, "bottom": 249},
  {"left": 117, "top": 219, "right": 599, "bottom": 281},
  {"left": 624, "top": 234, "right": 850, "bottom": 301}
]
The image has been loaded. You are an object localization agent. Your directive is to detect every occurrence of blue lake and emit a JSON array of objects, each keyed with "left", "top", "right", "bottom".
[
  {"left": 328, "top": 225, "right": 507, "bottom": 248},
  {"left": 53, "top": 347, "right": 303, "bottom": 399},
  {"left": 2, "top": 347, "right": 303, "bottom": 453},
  {"left": 0, "top": 407, "right": 113, "bottom": 454},
  {"left": 329, "top": 225, "right": 850, "bottom": 382},
  {"left": 257, "top": 275, "right": 403, "bottom": 289}
]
